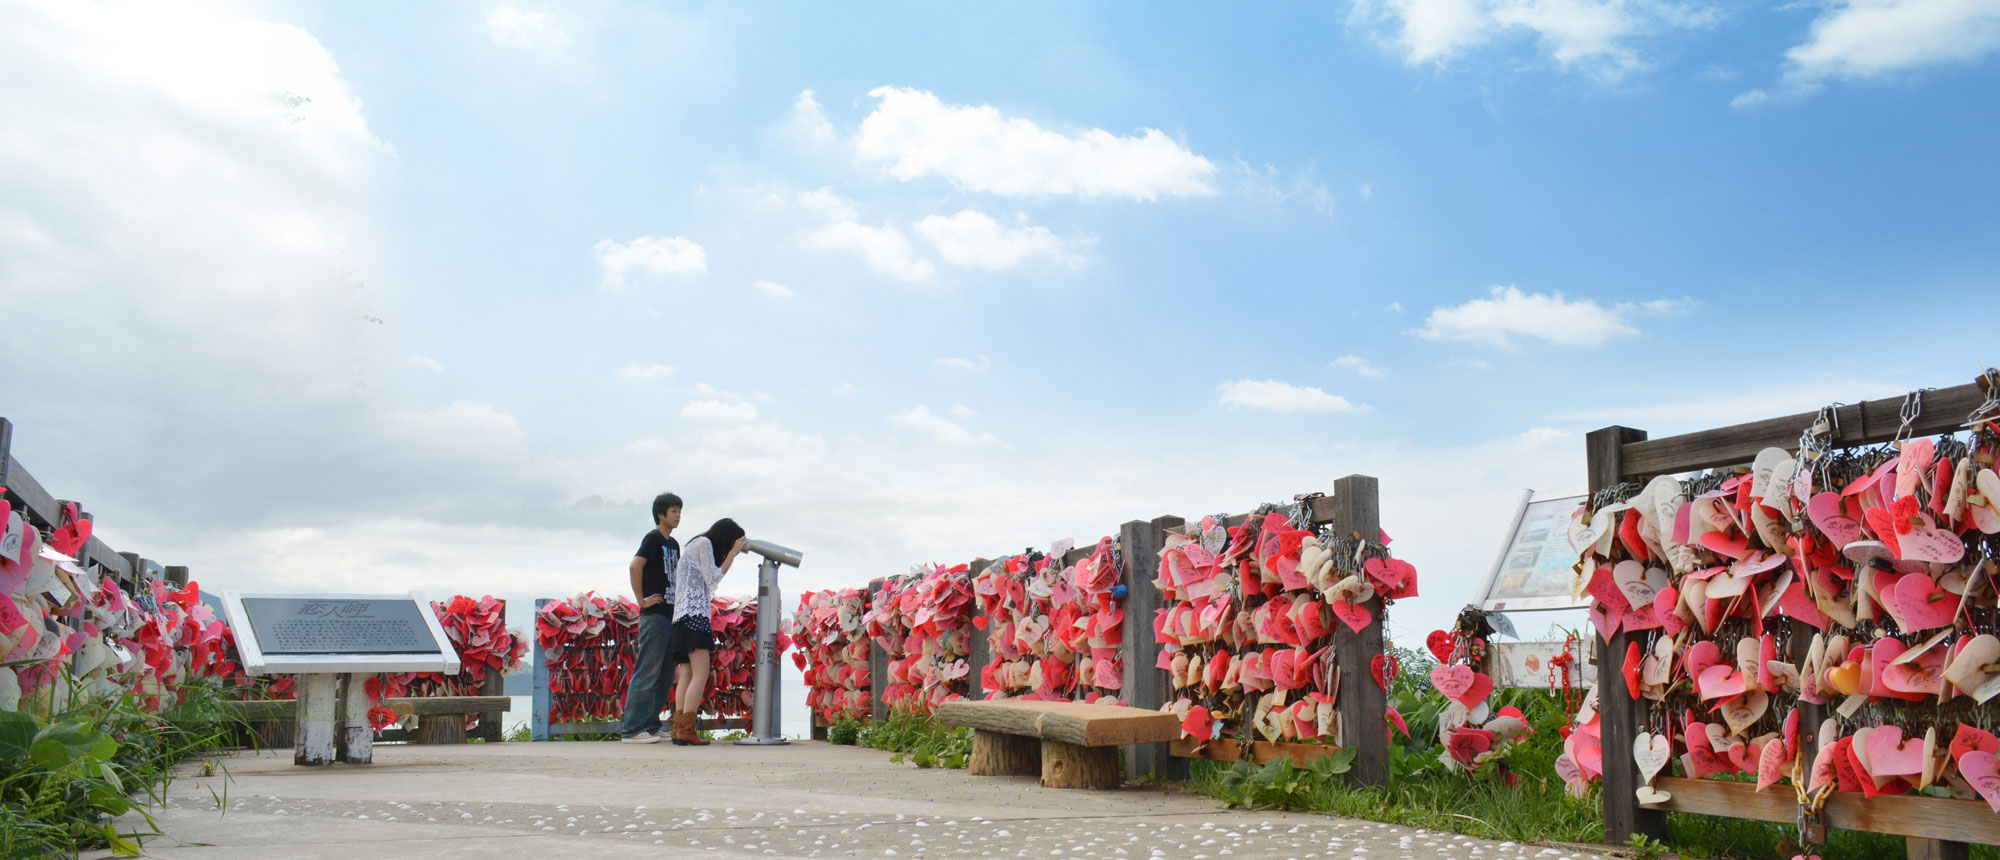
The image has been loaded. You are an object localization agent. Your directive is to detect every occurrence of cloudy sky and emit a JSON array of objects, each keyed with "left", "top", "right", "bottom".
[{"left": 2, "top": 0, "right": 1997, "bottom": 649}]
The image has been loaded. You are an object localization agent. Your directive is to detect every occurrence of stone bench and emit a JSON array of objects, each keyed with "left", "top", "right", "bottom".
[{"left": 935, "top": 699, "right": 1180, "bottom": 789}]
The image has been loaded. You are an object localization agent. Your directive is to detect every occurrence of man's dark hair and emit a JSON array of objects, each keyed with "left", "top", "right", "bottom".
[{"left": 652, "top": 493, "right": 684, "bottom": 521}]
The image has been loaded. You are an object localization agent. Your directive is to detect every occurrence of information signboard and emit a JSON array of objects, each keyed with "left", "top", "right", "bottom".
[
  {"left": 222, "top": 591, "right": 459, "bottom": 676},
  {"left": 1474, "top": 491, "right": 1589, "bottom": 612}
]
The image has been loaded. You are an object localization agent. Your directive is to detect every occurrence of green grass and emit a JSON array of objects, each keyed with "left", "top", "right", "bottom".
[
  {"left": 0, "top": 672, "right": 238, "bottom": 858},
  {"left": 856, "top": 712, "right": 971, "bottom": 769}
]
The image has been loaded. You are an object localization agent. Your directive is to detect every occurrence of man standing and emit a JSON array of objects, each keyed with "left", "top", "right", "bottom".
[{"left": 620, "top": 492, "right": 682, "bottom": 743}]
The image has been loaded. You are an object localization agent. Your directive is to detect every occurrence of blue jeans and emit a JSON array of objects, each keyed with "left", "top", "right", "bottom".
[{"left": 620, "top": 612, "right": 674, "bottom": 737}]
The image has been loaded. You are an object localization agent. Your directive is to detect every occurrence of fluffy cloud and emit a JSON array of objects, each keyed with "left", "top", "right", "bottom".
[
  {"left": 889, "top": 406, "right": 1001, "bottom": 446},
  {"left": 934, "top": 354, "right": 991, "bottom": 371},
  {"left": 792, "top": 89, "right": 835, "bottom": 144},
  {"left": 616, "top": 362, "right": 676, "bottom": 380},
  {"left": 1351, "top": 0, "right": 1718, "bottom": 78},
  {"left": 1216, "top": 380, "right": 1367, "bottom": 413},
  {"left": 408, "top": 355, "right": 446, "bottom": 373},
  {"left": 913, "top": 210, "right": 1086, "bottom": 271},
  {"left": 1330, "top": 355, "right": 1388, "bottom": 378},
  {"left": 1414, "top": 285, "right": 1646, "bottom": 348},
  {"left": 485, "top": 7, "right": 569, "bottom": 49},
  {"left": 1772, "top": 0, "right": 2000, "bottom": 91},
  {"left": 752, "top": 279, "right": 795, "bottom": 299},
  {"left": 593, "top": 235, "right": 707, "bottom": 290},
  {"left": 682, "top": 400, "right": 758, "bottom": 422},
  {"left": 852, "top": 86, "right": 1217, "bottom": 200},
  {"left": 802, "top": 220, "right": 935, "bottom": 282}
]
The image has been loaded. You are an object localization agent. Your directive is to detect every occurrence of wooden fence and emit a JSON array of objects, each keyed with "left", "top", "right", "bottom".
[
  {"left": 858, "top": 474, "right": 1392, "bottom": 786},
  {"left": 0, "top": 416, "right": 183, "bottom": 591},
  {"left": 1589, "top": 379, "right": 1999, "bottom": 859}
]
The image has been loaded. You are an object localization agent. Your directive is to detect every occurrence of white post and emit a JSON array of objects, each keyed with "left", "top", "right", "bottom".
[
  {"left": 337, "top": 674, "right": 374, "bottom": 764},
  {"left": 294, "top": 674, "right": 338, "bottom": 765}
]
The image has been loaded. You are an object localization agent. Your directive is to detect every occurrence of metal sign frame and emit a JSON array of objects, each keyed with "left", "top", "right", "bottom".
[
  {"left": 1471, "top": 490, "right": 1590, "bottom": 613},
  {"left": 222, "top": 590, "right": 459, "bottom": 675}
]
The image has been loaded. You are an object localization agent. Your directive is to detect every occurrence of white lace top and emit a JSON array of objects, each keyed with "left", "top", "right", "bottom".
[{"left": 672, "top": 536, "right": 729, "bottom": 622}]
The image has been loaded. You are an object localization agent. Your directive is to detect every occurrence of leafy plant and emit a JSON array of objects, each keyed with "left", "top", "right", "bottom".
[
  {"left": 856, "top": 713, "right": 971, "bottom": 769},
  {"left": 826, "top": 718, "right": 861, "bottom": 746},
  {"left": 1624, "top": 833, "right": 1670, "bottom": 860}
]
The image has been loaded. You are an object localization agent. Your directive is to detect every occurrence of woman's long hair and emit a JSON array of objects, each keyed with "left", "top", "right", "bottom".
[{"left": 696, "top": 518, "right": 745, "bottom": 566}]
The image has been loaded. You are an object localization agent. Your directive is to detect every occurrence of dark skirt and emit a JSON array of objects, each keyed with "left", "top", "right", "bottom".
[{"left": 666, "top": 614, "right": 714, "bottom": 665}]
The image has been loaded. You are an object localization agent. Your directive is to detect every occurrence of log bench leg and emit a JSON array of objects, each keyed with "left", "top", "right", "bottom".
[
  {"left": 1040, "top": 739, "right": 1119, "bottom": 789},
  {"left": 969, "top": 730, "right": 1039, "bottom": 776}
]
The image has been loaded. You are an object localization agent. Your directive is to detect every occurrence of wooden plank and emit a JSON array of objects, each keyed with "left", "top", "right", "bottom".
[
  {"left": 1169, "top": 738, "right": 1342, "bottom": 768},
  {"left": 1652, "top": 778, "right": 2000, "bottom": 846},
  {"left": 1586, "top": 426, "right": 1664, "bottom": 845},
  {"left": 1907, "top": 838, "right": 1971, "bottom": 860},
  {"left": 868, "top": 578, "right": 888, "bottom": 722},
  {"left": 2, "top": 454, "right": 57, "bottom": 531},
  {"left": 547, "top": 717, "right": 746, "bottom": 735},
  {"left": 966, "top": 559, "right": 991, "bottom": 701},
  {"left": 1328, "top": 474, "right": 1387, "bottom": 789},
  {"left": 936, "top": 699, "right": 1180, "bottom": 747},
  {"left": 1121, "top": 515, "right": 1185, "bottom": 782},
  {"left": 1618, "top": 382, "right": 1985, "bottom": 478},
  {"left": 531, "top": 598, "right": 551, "bottom": 742},
  {"left": 227, "top": 696, "right": 513, "bottom": 722}
]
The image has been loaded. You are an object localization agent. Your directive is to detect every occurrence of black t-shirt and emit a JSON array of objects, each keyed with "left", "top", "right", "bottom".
[{"left": 636, "top": 530, "right": 681, "bottom": 617}]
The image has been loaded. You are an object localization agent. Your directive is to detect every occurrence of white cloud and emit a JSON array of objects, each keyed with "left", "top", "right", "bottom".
[
  {"left": 1731, "top": 88, "right": 1772, "bottom": 110},
  {"left": 593, "top": 235, "right": 706, "bottom": 290},
  {"left": 752, "top": 279, "right": 795, "bottom": 299},
  {"left": 1413, "top": 285, "right": 1644, "bottom": 349},
  {"left": 1773, "top": 0, "right": 2000, "bottom": 91},
  {"left": 1360, "top": 183, "right": 1375, "bottom": 199},
  {"left": 485, "top": 7, "right": 569, "bottom": 49},
  {"left": 408, "top": 355, "right": 445, "bottom": 374},
  {"left": 913, "top": 210, "right": 1087, "bottom": 271},
  {"left": 1445, "top": 357, "right": 1496, "bottom": 370},
  {"left": 682, "top": 400, "right": 758, "bottom": 422},
  {"left": 934, "top": 354, "right": 991, "bottom": 371},
  {"left": 950, "top": 404, "right": 977, "bottom": 419},
  {"left": 1350, "top": 0, "right": 1718, "bottom": 78},
  {"left": 1386, "top": 302, "right": 1405, "bottom": 312},
  {"left": 792, "top": 89, "right": 835, "bottom": 144},
  {"left": 890, "top": 406, "right": 1001, "bottom": 446},
  {"left": 1636, "top": 296, "right": 1699, "bottom": 316},
  {"left": 830, "top": 383, "right": 858, "bottom": 395},
  {"left": 802, "top": 220, "right": 934, "bottom": 282},
  {"left": 852, "top": 86, "right": 1217, "bottom": 200},
  {"left": 1330, "top": 355, "right": 1389, "bottom": 378},
  {"left": 616, "top": 362, "right": 675, "bottom": 380},
  {"left": 1216, "top": 380, "right": 1367, "bottom": 413}
]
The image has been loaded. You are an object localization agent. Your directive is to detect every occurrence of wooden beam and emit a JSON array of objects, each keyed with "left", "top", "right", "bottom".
[
  {"left": 1650, "top": 778, "right": 2000, "bottom": 847},
  {"left": 1121, "top": 515, "right": 1184, "bottom": 782},
  {"left": 227, "top": 696, "right": 513, "bottom": 722},
  {"left": 1169, "top": 738, "right": 1343, "bottom": 768},
  {"left": 868, "top": 578, "right": 887, "bottom": 722},
  {"left": 936, "top": 699, "right": 1180, "bottom": 747},
  {"left": 531, "top": 598, "right": 551, "bottom": 742},
  {"left": 1586, "top": 426, "right": 1666, "bottom": 845},
  {"left": 1618, "top": 382, "right": 1986, "bottom": 478},
  {"left": 1328, "top": 474, "right": 1387, "bottom": 789},
  {"left": 966, "top": 560, "right": 991, "bottom": 701}
]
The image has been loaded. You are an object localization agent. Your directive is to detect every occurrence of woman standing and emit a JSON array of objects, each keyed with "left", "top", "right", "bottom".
[{"left": 666, "top": 517, "right": 747, "bottom": 745}]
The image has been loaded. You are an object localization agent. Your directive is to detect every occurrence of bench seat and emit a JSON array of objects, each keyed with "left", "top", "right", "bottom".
[{"left": 936, "top": 699, "right": 1179, "bottom": 789}]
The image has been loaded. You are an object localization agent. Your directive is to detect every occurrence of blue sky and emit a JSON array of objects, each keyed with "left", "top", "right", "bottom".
[{"left": 2, "top": 0, "right": 1997, "bottom": 648}]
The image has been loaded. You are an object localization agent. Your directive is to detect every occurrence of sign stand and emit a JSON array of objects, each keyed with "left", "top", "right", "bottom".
[
  {"left": 222, "top": 591, "right": 460, "bottom": 766},
  {"left": 1468, "top": 490, "right": 1594, "bottom": 689}
]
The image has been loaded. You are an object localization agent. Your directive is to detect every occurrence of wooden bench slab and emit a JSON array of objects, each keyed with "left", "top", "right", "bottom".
[
  {"left": 935, "top": 699, "right": 1180, "bottom": 747},
  {"left": 937, "top": 699, "right": 1181, "bottom": 789}
]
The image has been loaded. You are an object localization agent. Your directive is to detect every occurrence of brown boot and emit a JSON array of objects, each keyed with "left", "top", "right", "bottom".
[{"left": 671, "top": 712, "right": 709, "bottom": 746}]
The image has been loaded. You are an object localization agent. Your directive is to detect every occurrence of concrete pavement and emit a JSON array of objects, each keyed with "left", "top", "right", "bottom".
[{"left": 101, "top": 740, "right": 1620, "bottom": 860}]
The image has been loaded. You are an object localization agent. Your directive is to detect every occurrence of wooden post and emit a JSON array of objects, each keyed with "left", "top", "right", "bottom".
[
  {"left": 1121, "top": 515, "right": 1183, "bottom": 782},
  {"left": 294, "top": 673, "right": 338, "bottom": 765},
  {"left": 1587, "top": 426, "right": 1666, "bottom": 845},
  {"left": 1329, "top": 474, "right": 1388, "bottom": 788},
  {"left": 869, "top": 578, "right": 888, "bottom": 722},
  {"left": 335, "top": 674, "right": 374, "bottom": 763},
  {"left": 1790, "top": 619, "right": 1827, "bottom": 845},
  {"left": 1906, "top": 839, "right": 1970, "bottom": 860},
  {"left": 0, "top": 417, "right": 12, "bottom": 491},
  {"left": 470, "top": 599, "right": 506, "bottom": 741},
  {"left": 967, "top": 560, "right": 991, "bottom": 700},
  {"left": 531, "top": 598, "right": 551, "bottom": 742},
  {"left": 968, "top": 731, "right": 1040, "bottom": 776},
  {"left": 1041, "top": 740, "right": 1120, "bottom": 789},
  {"left": 165, "top": 566, "right": 189, "bottom": 587}
]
